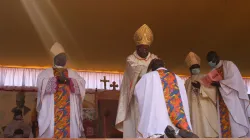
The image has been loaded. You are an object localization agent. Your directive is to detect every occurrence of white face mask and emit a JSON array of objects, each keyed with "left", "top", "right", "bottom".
[
  {"left": 191, "top": 68, "right": 200, "bottom": 75},
  {"left": 208, "top": 56, "right": 217, "bottom": 68},
  {"left": 208, "top": 61, "right": 217, "bottom": 68}
]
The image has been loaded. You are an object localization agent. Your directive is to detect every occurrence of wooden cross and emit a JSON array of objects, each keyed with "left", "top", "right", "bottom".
[
  {"left": 110, "top": 81, "right": 118, "bottom": 90},
  {"left": 100, "top": 76, "right": 110, "bottom": 90}
]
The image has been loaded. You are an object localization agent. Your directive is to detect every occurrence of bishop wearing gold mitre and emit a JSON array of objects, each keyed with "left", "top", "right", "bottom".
[
  {"left": 116, "top": 24, "right": 158, "bottom": 138},
  {"left": 184, "top": 52, "right": 219, "bottom": 138}
]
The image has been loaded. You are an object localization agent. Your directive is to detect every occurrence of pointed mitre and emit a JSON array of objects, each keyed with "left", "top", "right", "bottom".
[
  {"left": 50, "top": 42, "right": 65, "bottom": 57},
  {"left": 134, "top": 24, "right": 154, "bottom": 46},
  {"left": 185, "top": 52, "right": 201, "bottom": 67},
  {"left": 16, "top": 92, "right": 25, "bottom": 100}
]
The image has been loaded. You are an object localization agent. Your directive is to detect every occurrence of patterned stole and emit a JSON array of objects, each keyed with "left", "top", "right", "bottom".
[
  {"left": 157, "top": 69, "right": 191, "bottom": 131},
  {"left": 216, "top": 66, "right": 232, "bottom": 138},
  {"left": 53, "top": 68, "right": 71, "bottom": 138}
]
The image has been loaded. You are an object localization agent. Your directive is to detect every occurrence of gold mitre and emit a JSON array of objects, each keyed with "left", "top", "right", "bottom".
[
  {"left": 134, "top": 24, "right": 154, "bottom": 46},
  {"left": 185, "top": 52, "right": 201, "bottom": 67},
  {"left": 50, "top": 42, "right": 65, "bottom": 57}
]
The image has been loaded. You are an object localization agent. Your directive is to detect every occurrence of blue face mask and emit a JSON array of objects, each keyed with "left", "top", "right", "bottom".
[
  {"left": 208, "top": 61, "right": 217, "bottom": 68},
  {"left": 191, "top": 68, "right": 200, "bottom": 75}
]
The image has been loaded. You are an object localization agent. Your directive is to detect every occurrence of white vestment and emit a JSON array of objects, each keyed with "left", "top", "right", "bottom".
[
  {"left": 36, "top": 68, "right": 86, "bottom": 138},
  {"left": 134, "top": 68, "right": 192, "bottom": 138},
  {"left": 215, "top": 60, "right": 250, "bottom": 138},
  {"left": 116, "top": 52, "right": 157, "bottom": 138},
  {"left": 185, "top": 74, "right": 219, "bottom": 138}
]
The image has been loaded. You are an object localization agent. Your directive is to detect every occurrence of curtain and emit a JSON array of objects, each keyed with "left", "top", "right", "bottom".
[
  {"left": 0, "top": 67, "right": 124, "bottom": 91},
  {"left": 0, "top": 67, "right": 249, "bottom": 93}
]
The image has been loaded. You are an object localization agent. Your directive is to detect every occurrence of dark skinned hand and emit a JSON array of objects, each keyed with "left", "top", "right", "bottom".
[
  {"left": 211, "top": 81, "right": 221, "bottom": 87},
  {"left": 191, "top": 81, "right": 201, "bottom": 89},
  {"left": 57, "top": 76, "right": 70, "bottom": 85}
]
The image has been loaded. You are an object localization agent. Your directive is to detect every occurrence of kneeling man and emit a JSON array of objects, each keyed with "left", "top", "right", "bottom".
[{"left": 135, "top": 59, "right": 194, "bottom": 138}]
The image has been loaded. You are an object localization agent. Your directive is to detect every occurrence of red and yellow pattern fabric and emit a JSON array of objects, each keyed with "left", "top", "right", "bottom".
[
  {"left": 216, "top": 66, "right": 232, "bottom": 138},
  {"left": 53, "top": 68, "right": 71, "bottom": 139},
  {"left": 157, "top": 69, "right": 191, "bottom": 131}
]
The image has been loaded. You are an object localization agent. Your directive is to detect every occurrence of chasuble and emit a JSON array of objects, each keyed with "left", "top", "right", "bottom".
[
  {"left": 185, "top": 74, "right": 219, "bottom": 138},
  {"left": 134, "top": 67, "right": 192, "bottom": 138},
  {"left": 214, "top": 60, "right": 250, "bottom": 138},
  {"left": 37, "top": 68, "right": 85, "bottom": 138},
  {"left": 115, "top": 24, "right": 157, "bottom": 138},
  {"left": 115, "top": 51, "right": 157, "bottom": 138}
]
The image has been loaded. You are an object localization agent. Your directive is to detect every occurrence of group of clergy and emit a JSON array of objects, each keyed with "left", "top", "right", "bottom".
[
  {"left": 7, "top": 23, "right": 250, "bottom": 139},
  {"left": 116, "top": 24, "right": 250, "bottom": 138}
]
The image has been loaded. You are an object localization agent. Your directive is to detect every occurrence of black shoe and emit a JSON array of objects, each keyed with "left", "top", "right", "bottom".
[
  {"left": 164, "top": 125, "right": 181, "bottom": 138},
  {"left": 178, "top": 129, "right": 199, "bottom": 138},
  {"left": 159, "top": 135, "right": 164, "bottom": 138}
]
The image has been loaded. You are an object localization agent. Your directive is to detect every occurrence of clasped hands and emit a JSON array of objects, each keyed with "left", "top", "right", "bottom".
[
  {"left": 191, "top": 81, "right": 201, "bottom": 89},
  {"left": 57, "top": 76, "right": 70, "bottom": 85}
]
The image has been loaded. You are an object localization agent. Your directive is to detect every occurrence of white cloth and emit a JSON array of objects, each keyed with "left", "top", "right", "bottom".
[
  {"left": 116, "top": 51, "right": 157, "bottom": 138},
  {"left": 36, "top": 68, "right": 86, "bottom": 138},
  {"left": 185, "top": 74, "right": 219, "bottom": 138},
  {"left": 134, "top": 67, "right": 192, "bottom": 138},
  {"left": 215, "top": 60, "right": 250, "bottom": 138}
]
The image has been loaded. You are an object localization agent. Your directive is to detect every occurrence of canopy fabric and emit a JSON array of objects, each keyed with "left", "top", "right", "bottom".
[{"left": 0, "top": 0, "right": 250, "bottom": 75}]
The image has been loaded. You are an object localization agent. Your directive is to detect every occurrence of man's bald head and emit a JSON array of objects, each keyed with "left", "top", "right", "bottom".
[{"left": 150, "top": 59, "right": 165, "bottom": 71}]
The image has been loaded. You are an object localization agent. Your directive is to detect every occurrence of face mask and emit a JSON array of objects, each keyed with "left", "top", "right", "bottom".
[
  {"left": 191, "top": 68, "right": 200, "bottom": 75},
  {"left": 208, "top": 61, "right": 217, "bottom": 68}
]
